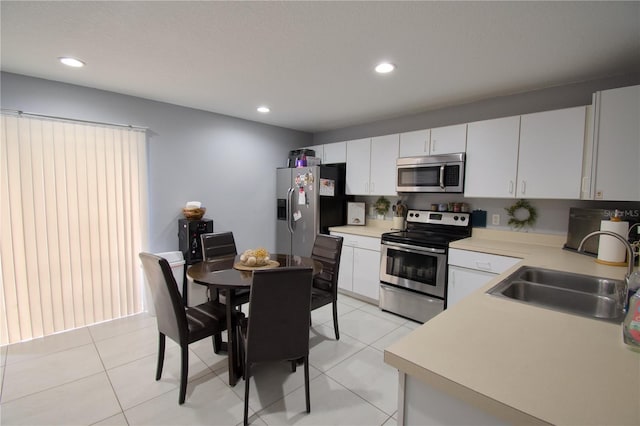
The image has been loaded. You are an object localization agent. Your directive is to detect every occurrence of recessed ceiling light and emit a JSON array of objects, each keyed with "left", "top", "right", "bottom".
[
  {"left": 375, "top": 62, "right": 396, "bottom": 74},
  {"left": 59, "top": 57, "right": 85, "bottom": 68},
  {"left": 257, "top": 106, "right": 270, "bottom": 113}
]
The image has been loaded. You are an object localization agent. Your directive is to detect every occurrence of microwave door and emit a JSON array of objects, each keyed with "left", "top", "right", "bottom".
[
  {"left": 397, "top": 165, "right": 441, "bottom": 192},
  {"left": 396, "top": 153, "right": 465, "bottom": 193}
]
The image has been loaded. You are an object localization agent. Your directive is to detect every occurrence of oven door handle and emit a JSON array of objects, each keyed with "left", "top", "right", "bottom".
[
  {"left": 439, "top": 165, "right": 445, "bottom": 190},
  {"left": 382, "top": 241, "right": 446, "bottom": 254}
]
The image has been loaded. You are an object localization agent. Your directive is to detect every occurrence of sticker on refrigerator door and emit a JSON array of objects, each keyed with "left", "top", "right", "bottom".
[
  {"left": 298, "top": 187, "right": 306, "bottom": 205},
  {"left": 320, "top": 178, "right": 335, "bottom": 196},
  {"left": 293, "top": 210, "right": 302, "bottom": 221}
]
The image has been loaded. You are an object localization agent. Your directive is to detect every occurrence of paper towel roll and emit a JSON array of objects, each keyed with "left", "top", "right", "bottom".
[{"left": 597, "top": 220, "right": 629, "bottom": 264}]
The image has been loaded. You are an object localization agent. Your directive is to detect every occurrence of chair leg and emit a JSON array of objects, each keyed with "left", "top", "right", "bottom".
[
  {"left": 156, "top": 333, "right": 166, "bottom": 380},
  {"left": 304, "top": 355, "right": 310, "bottom": 413},
  {"left": 213, "top": 333, "right": 223, "bottom": 354},
  {"left": 244, "top": 363, "right": 251, "bottom": 426},
  {"left": 332, "top": 301, "right": 340, "bottom": 340},
  {"left": 179, "top": 344, "right": 189, "bottom": 405}
]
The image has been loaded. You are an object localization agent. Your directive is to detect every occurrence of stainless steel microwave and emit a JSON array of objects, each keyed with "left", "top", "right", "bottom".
[{"left": 396, "top": 153, "right": 465, "bottom": 192}]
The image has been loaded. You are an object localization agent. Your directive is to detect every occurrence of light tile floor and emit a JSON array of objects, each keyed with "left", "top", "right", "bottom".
[{"left": 0, "top": 294, "right": 419, "bottom": 426}]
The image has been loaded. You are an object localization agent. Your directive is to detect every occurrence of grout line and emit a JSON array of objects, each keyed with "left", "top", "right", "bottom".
[{"left": 4, "top": 302, "right": 402, "bottom": 423}]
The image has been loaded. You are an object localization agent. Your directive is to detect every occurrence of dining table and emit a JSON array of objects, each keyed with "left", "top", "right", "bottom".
[{"left": 187, "top": 253, "right": 322, "bottom": 386}]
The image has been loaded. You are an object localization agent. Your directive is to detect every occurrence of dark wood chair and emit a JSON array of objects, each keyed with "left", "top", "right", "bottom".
[
  {"left": 139, "top": 252, "right": 236, "bottom": 404},
  {"left": 310, "top": 234, "right": 344, "bottom": 339},
  {"left": 200, "top": 232, "right": 250, "bottom": 307},
  {"left": 201, "top": 231, "right": 237, "bottom": 261},
  {"left": 239, "top": 267, "right": 313, "bottom": 426}
]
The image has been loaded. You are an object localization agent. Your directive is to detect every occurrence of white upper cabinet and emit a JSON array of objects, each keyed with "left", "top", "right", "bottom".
[
  {"left": 346, "top": 138, "right": 371, "bottom": 195},
  {"left": 430, "top": 123, "right": 467, "bottom": 154},
  {"left": 399, "top": 129, "right": 430, "bottom": 157},
  {"left": 518, "top": 106, "right": 586, "bottom": 199},
  {"left": 301, "top": 142, "right": 346, "bottom": 164},
  {"left": 465, "top": 116, "right": 521, "bottom": 198},
  {"left": 346, "top": 135, "right": 399, "bottom": 195},
  {"left": 465, "top": 107, "right": 587, "bottom": 199},
  {"left": 399, "top": 124, "right": 467, "bottom": 157},
  {"left": 370, "top": 134, "right": 399, "bottom": 195},
  {"left": 590, "top": 85, "right": 640, "bottom": 201},
  {"left": 323, "top": 141, "right": 347, "bottom": 164},
  {"left": 301, "top": 144, "right": 323, "bottom": 161}
]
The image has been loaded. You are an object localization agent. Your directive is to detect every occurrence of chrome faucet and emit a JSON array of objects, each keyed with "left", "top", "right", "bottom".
[{"left": 578, "top": 230, "right": 636, "bottom": 311}]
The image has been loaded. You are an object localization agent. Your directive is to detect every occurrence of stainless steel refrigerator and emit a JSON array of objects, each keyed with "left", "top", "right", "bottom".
[{"left": 276, "top": 163, "right": 348, "bottom": 257}]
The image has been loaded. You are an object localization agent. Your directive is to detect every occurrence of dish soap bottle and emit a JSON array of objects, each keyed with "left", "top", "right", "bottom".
[{"left": 623, "top": 288, "right": 640, "bottom": 351}]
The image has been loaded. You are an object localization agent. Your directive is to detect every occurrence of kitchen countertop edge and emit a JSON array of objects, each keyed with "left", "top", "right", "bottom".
[
  {"left": 329, "top": 219, "right": 394, "bottom": 238},
  {"left": 384, "top": 232, "right": 640, "bottom": 426}
]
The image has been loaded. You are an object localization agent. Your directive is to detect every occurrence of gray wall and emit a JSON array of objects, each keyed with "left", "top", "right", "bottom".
[
  {"left": 358, "top": 194, "right": 639, "bottom": 236},
  {"left": 313, "top": 73, "right": 640, "bottom": 143},
  {"left": 1, "top": 72, "right": 312, "bottom": 253}
]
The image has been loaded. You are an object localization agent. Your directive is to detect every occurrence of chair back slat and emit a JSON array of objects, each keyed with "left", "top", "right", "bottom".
[
  {"left": 201, "top": 232, "right": 237, "bottom": 261},
  {"left": 246, "top": 267, "right": 313, "bottom": 363},
  {"left": 311, "top": 234, "right": 343, "bottom": 294},
  {"left": 139, "top": 252, "right": 188, "bottom": 343}
]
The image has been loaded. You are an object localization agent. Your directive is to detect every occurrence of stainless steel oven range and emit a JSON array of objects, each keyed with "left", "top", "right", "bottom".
[{"left": 380, "top": 210, "right": 471, "bottom": 323}]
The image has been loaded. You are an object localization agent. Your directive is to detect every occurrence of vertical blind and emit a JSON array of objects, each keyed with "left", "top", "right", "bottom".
[{"left": 0, "top": 114, "right": 148, "bottom": 345}]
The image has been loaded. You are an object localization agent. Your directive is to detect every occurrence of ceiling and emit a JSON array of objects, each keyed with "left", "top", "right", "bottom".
[{"left": 1, "top": 1, "right": 639, "bottom": 133}]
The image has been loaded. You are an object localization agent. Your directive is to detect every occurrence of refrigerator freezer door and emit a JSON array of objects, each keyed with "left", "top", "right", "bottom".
[
  {"left": 276, "top": 168, "right": 293, "bottom": 255},
  {"left": 291, "top": 167, "right": 320, "bottom": 257}
]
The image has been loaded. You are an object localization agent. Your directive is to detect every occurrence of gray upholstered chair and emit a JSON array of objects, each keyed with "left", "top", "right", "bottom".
[
  {"left": 139, "top": 252, "right": 237, "bottom": 404},
  {"left": 239, "top": 267, "right": 313, "bottom": 425},
  {"left": 310, "top": 234, "right": 344, "bottom": 339},
  {"left": 200, "top": 232, "right": 251, "bottom": 308}
]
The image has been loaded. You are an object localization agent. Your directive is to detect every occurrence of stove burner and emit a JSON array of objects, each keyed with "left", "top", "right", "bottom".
[{"left": 381, "top": 210, "right": 472, "bottom": 248}]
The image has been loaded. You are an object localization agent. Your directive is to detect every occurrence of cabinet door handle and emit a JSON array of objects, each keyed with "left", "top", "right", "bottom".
[
  {"left": 432, "top": 139, "right": 437, "bottom": 153},
  {"left": 521, "top": 180, "right": 526, "bottom": 195},
  {"left": 509, "top": 181, "right": 514, "bottom": 194},
  {"left": 370, "top": 182, "right": 375, "bottom": 193},
  {"left": 425, "top": 138, "right": 430, "bottom": 154},
  {"left": 475, "top": 261, "right": 492, "bottom": 271}
]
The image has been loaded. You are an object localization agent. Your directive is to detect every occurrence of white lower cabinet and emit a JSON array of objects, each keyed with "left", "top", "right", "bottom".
[
  {"left": 400, "top": 373, "right": 507, "bottom": 426},
  {"left": 353, "top": 248, "right": 381, "bottom": 300},
  {"left": 447, "top": 248, "right": 520, "bottom": 308},
  {"left": 331, "top": 232, "right": 381, "bottom": 302},
  {"left": 447, "top": 266, "right": 496, "bottom": 307},
  {"left": 337, "top": 243, "right": 354, "bottom": 292}
]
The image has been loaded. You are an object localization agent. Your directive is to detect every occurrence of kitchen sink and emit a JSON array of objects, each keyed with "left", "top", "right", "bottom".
[{"left": 486, "top": 266, "right": 626, "bottom": 323}]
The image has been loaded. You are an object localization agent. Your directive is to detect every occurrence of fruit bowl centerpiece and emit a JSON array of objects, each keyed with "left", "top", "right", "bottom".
[{"left": 239, "top": 248, "right": 271, "bottom": 267}]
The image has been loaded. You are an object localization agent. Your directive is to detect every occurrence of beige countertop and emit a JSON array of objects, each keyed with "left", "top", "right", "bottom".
[
  {"left": 384, "top": 229, "right": 640, "bottom": 426},
  {"left": 329, "top": 219, "right": 394, "bottom": 239}
]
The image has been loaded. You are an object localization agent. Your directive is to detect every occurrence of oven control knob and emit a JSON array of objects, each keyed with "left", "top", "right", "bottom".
[
  {"left": 414, "top": 213, "right": 419, "bottom": 218},
  {"left": 460, "top": 216, "right": 466, "bottom": 221},
  {"left": 453, "top": 215, "right": 459, "bottom": 221}
]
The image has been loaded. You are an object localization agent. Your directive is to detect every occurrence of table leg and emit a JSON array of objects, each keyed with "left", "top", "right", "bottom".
[{"left": 225, "top": 288, "right": 240, "bottom": 386}]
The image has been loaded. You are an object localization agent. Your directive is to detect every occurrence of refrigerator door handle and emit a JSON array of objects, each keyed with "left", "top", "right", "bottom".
[{"left": 287, "top": 187, "right": 295, "bottom": 234}]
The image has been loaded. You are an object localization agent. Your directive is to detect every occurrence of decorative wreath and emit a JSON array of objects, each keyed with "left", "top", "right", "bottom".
[{"left": 505, "top": 199, "right": 537, "bottom": 230}]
